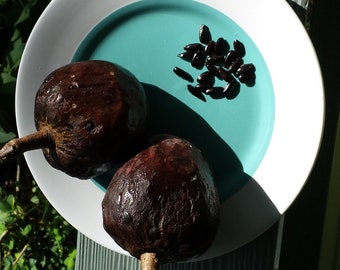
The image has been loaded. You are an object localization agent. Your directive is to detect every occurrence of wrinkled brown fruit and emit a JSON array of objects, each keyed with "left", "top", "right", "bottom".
[
  {"left": 102, "top": 136, "right": 220, "bottom": 267},
  {"left": 0, "top": 60, "right": 148, "bottom": 179}
]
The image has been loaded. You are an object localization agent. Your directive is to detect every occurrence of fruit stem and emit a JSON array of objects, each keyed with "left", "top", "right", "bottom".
[
  {"left": 140, "top": 253, "right": 159, "bottom": 270},
  {"left": 0, "top": 128, "right": 53, "bottom": 164}
]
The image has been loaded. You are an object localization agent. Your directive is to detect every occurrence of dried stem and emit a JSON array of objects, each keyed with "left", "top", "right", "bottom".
[
  {"left": 11, "top": 240, "right": 31, "bottom": 268},
  {"left": 0, "top": 229, "right": 8, "bottom": 242},
  {"left": 140, "top": 253, "right": 159, "bottom": 270},
  {"left": 16, "top": 159, "right": 21, "bottom": 193},
  {"left": 0, "top": 128, "right": 53, "bottom": 164}
]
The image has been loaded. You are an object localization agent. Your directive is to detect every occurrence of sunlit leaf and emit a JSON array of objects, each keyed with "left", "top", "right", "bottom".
[{"left": 30, "top": 195, "right": 39, "bottom": 204}]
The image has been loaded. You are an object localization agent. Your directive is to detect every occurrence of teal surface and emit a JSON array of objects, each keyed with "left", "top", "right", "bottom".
[{"left": 73, "top": 0, "right": 275, "bottom": 200}]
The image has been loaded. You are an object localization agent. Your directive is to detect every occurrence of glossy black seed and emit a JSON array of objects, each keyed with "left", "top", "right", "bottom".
[
  {"left": 187, "top": 85, "right": 206, "bottom": 102},
  {"left": 236, "top": 63, "right": 256, "bottom": 77},
  {"left": 184, "top": 43, "right": 204, "bottom": 52},
  {"left": 206, "top": 62, "right": 221, "bottom": 79},
  {"left": 204, "top": 40, "right": 215, "bottom": 55},
  {"left": 173, "top": 67, "right": 194, "bottom": 82},
  {"left": 197, "top": 71, "right": 215, "bottom": 85},
  {"left": 199, "top": 24, "right": 212, "bottom": 44},
  {"left": 217, "top": 67, "right": 234, "bottom": 83},
  {"left": 195, "top": 83, "right": 213, "bottom": 92},
  {"left": 239, "top": 72, "right": 256, "bottom": 86},
  {"left": 215, "top": 37, "right": 230, "bottom": 56},
  {"left": 223, "top": 80, "right": 241, "bottom": 100},
  {"left": 205, "top": 86, "right": 224, "bottom": 99},
  {"left": 207, "top": 55, "right": 225, "bottom": 66},
  {"left": 233, "top": 39, "right": 246, "bottom": 57},
  {"left": 191, "top": 51, "right": 206, "bottom": 69},
  {"left": 224, "top": 50, "right": 239, "bottom": 67},
  {"left": 178, "top": 51, "right": 194, "bottom": 62},
  {"left": 227, "top": 57, "right": 244, "bottom": 74}
]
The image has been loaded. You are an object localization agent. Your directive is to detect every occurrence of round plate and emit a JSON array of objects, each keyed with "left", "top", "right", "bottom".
[{"left": 16, "top": 0, "right": 324, "bottom": 261}]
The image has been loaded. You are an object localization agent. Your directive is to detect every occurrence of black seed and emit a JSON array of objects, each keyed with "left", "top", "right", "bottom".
[
  {"left": 215, "top": 37, "right": 230, "bottom": 56},
  {"left": 204, "top": 40, "right": 215, "bottom": 55},
  {"left": 218, "top": 67, "right": 234, "bottom": 83},
  {"left": 191, "top": 51, "right": 206, "bottom": 70},
  {"left": 178, "top": 51, "right": 194, "bottom": 62},
  {"left": 207, "top": 55, "right": 225, "bottom": 66},
  {"left": 184, "top": 43, "right": 204, "bottom": 52},
  {"left": 199, "top": 24, "right": 212, "bottom": 44},
  {"left": 233, "top": 40, "right": 246, "bottom": 57},
  {"left": 173, "top": 67, "right": 194, "bottom": 82},
  {"left": 187, "top": 85, "right": 206, "bottom": 102},
  {"left": 205, "top": 86, "right": 224, "bottom": 99},
  {"left": 236, "top": 63, "right": 256, "bottom": 77},
  {"left": 197, "top": 71, "right": 215, "bottom": 85},
  {"left": 206, "top": 62, "right": 221, "bottom": 79},
  {"left": 195, "top": 83, "right": 213, "bottom": 92},
  {"left": 224, "top": 50, "right": 239, "bottom": 67},
  {"left": 227, "top": 57, "right": 244, "bottom": 74},
  {"left": 239, "top": 72, "right": 256, "bottom": 86},
  {"left": 223, "top": 80, "right": 240, "bottom": 99}
]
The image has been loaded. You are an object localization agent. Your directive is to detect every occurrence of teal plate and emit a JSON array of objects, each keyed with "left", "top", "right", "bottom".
[{"left": 72, "top": 0, "right": 275, "bottom": 201}]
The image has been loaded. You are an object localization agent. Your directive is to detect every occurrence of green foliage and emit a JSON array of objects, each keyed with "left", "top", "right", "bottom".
[
  {"left": 0, "top": 0, "right": 77, "bottom": 269},
  {"left": 0, "top": 170, "right": 77, "bottom": 269}
]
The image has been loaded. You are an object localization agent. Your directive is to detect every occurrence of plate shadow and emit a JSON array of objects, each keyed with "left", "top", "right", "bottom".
[{"left": 93, "top": 83, "right": 252, "bottom": 201}]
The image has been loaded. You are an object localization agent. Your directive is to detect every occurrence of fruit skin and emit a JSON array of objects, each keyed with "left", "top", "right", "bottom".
[
  {"left": 102, "top": 136, "right": 220, "bottom": 264},
  {"left": 34, "top": 60, "right": 148, "bottom": 179}
]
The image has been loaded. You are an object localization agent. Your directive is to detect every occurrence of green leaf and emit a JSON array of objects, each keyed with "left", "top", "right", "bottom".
[
  {"left": 0, "top": 198, "right": 11, "bottom": 212},
  {"left": 30, "top": 195, "right": 39, "bottom": 204},
  {"left": 0, "top": 222, "right": 7, "bottom": 234},
  {"left": 15, "top": 7, "right": 31, "bottom": 26},
  {"left": 0, "top": 210, "right": 16, "bottom": 224},
  {"left": 6, "top": 194, "right": 15, "bottom": 210},
  {"left": 3, "top": 255, "right": 12, "bottom": 270},
  {"left": 20, "top": 224, "right": 32, "bottom": 236},
  {"left": 0, "top": 126, "right": 16, "bottom": 143},
  {"left": 0, "top": 72, "right": 16, "bottom": 84},
  {"left": 6, "top": 238, "right": 14, "bottom": 250},
  {"left": 28, "top": 258, "right": 38, "bottom": 269},
  {"left": 64, "top": 249, "right": 77, "bottom": 270}
]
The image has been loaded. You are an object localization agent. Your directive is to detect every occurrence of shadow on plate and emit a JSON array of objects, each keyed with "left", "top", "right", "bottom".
[{"left": 94, "top": 83, "right": 254, "bottom": 202}]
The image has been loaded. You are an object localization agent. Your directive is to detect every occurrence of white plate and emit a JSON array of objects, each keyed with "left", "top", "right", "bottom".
[{"left": 16, "top": 0, "right": 324, "bottom": 261}]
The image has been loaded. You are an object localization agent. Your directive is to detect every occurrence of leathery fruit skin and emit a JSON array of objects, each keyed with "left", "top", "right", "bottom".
[
  {"left": 0, "top": 60, "right": 148, "bottom": 179},
  {"left": 34, "top": 60, "right": 148, "bottom": 178},
  {"left": 102, "top": 136, "right": 220, "bottom": 265}
]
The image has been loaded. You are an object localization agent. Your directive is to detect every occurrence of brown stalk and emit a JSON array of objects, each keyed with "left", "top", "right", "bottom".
[
  {"left": 140, "top": 253, "right": 159, "bottom": 270},
  {"left": 0, "top": 127, "right": 53, "bottom": 164}
]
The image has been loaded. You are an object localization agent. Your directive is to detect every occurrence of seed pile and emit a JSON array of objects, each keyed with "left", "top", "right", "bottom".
[{"left": 173, "top": 24, "right": 256, "bottom": 102}]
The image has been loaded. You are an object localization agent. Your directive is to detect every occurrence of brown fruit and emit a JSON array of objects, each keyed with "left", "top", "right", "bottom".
[
  {"left": 0, "top": 60, "right": 148, "bottom": 179},
  {"left": 102, "top": 136, "right": 220, "bottom": 268}
]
